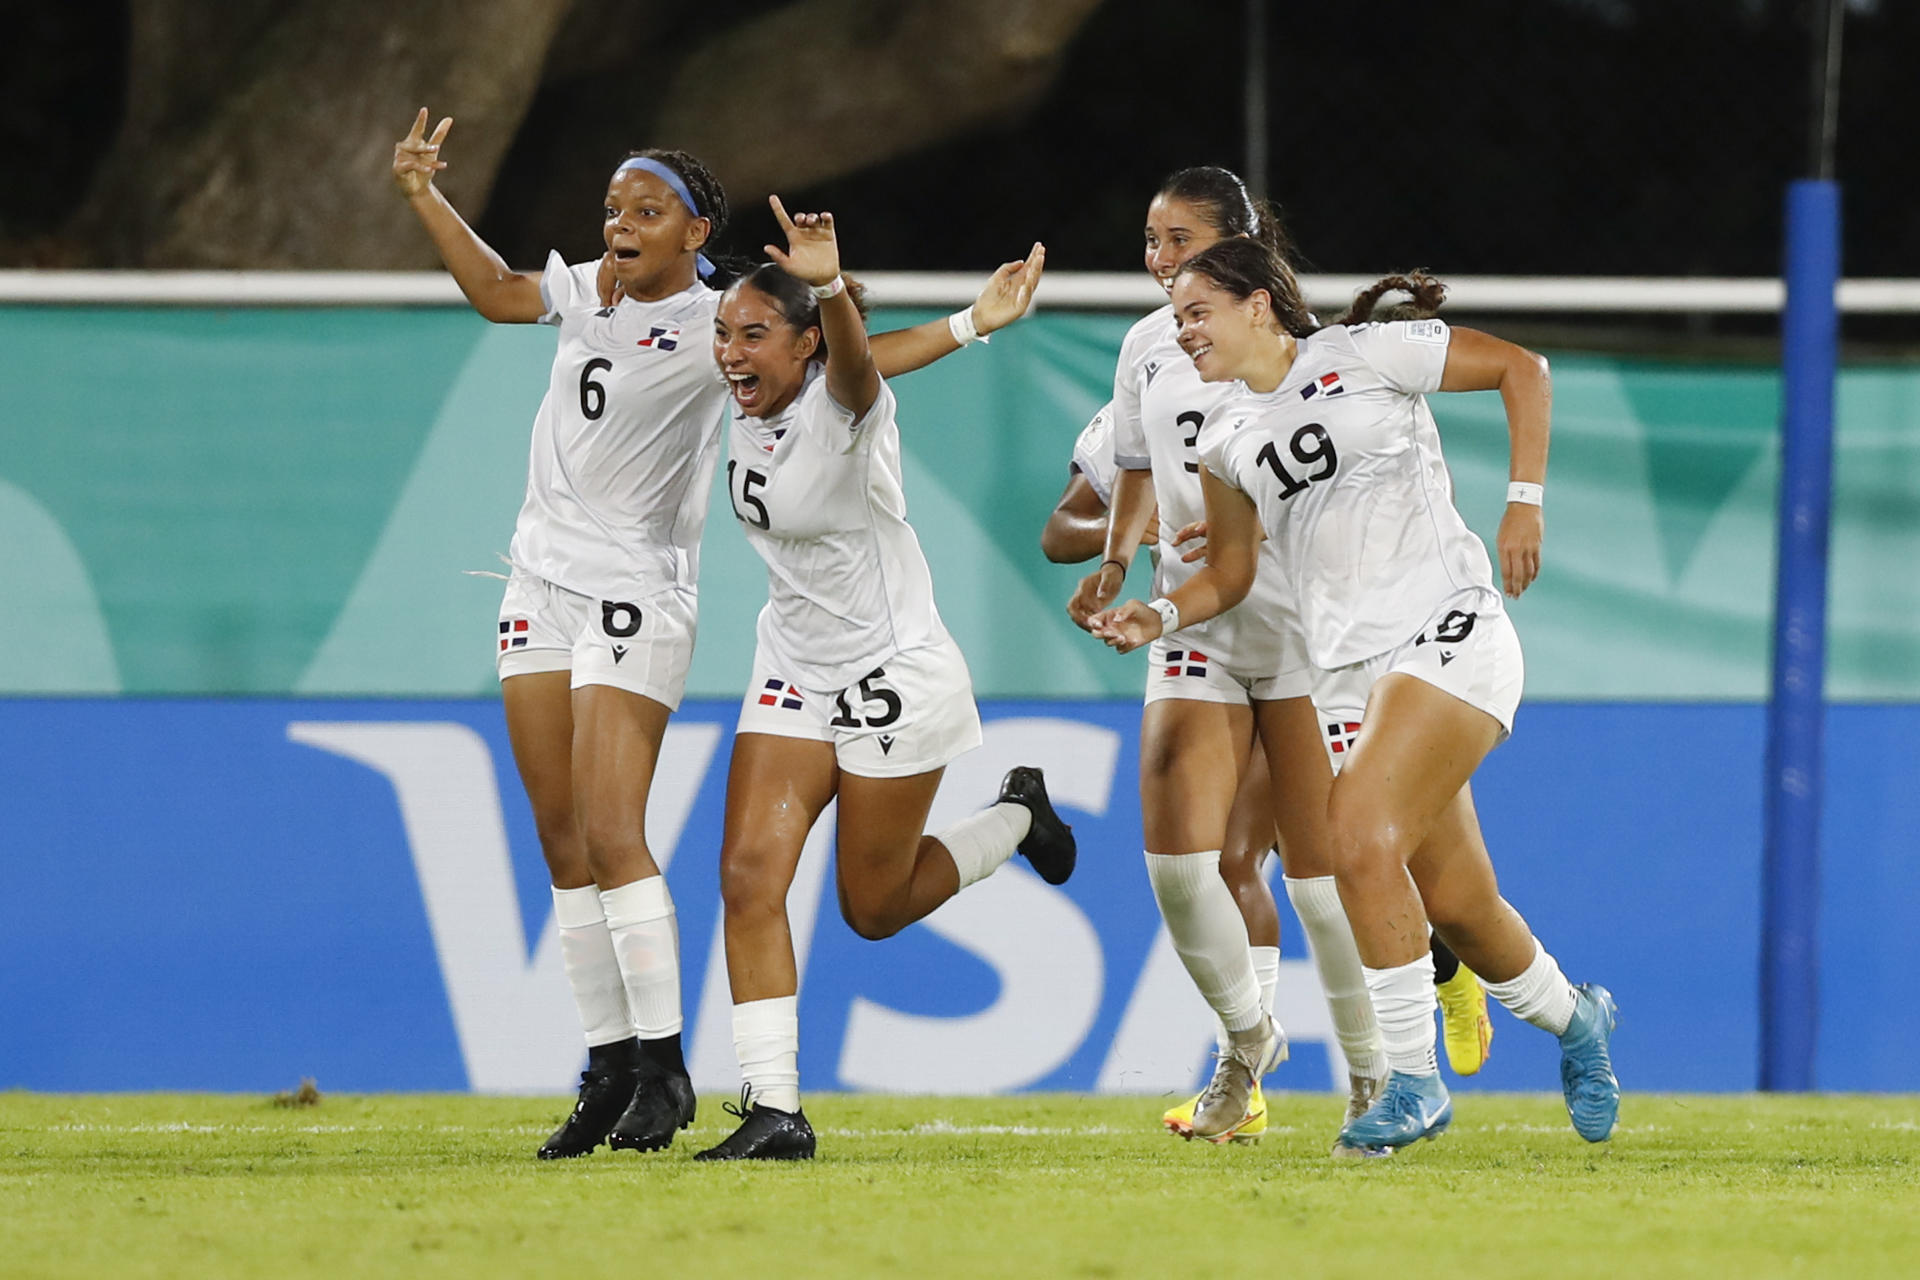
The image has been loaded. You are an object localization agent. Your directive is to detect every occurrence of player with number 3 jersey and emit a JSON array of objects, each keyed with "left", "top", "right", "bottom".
[{"left": 1091, "top": 240, "right": 1620, "bottom": 1155}]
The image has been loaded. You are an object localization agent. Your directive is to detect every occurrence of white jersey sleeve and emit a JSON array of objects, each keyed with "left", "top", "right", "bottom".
[
  {"left": 1345, "top": 319, "right": 1451, "bottom": 394},
  {"left": 1110, "top": 310, "right": 1168, "bottom": 470},
  {"left": 796, "top": 375, "right": 889, "bottom": 456},
  {"left": 1069, "top": 402, "right": 1118, "bottom": 506},
  {"left": 538, "top": 252, "right": 605, "bottom": 325}
]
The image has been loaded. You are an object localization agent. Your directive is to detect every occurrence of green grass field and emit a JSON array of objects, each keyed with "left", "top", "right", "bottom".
[{"left": 4, "top": 1091, "right": 1916, "bottom": 1279}]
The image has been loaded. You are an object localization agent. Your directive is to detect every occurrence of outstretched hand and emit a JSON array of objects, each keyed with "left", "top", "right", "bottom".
[
  {"left": 392, "top": 108, "right": 452, "bottom": 198},
  {"left": 765, "top": 195, "right": 841, "bottom": 289},
  {"left": 970, "top": 243, "right": 1046, "bottom": 335},
  {"left": 1087, "top": 600, "right": 1163, "bottom": 653}
]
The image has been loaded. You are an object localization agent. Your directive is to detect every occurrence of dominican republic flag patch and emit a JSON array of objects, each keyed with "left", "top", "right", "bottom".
[
  {"left": 1299, "top": 371, "right": 1345, "bottom": 400},
  {"left": 498, "top": 618, "right": 529, "bottom": 652},
  {"left": 1325, "top": 720, "right": 1363, "bottom": 754},
  {"left": 761, "top": 426, "right": 787, "bottom": 454},
  {"left": 1164, "top": 648, "right": 1211, "bottom": 679},
  {"left": 758, "top": 678, "right": 804, "bottom": 710},
  {"left": 637, "top": 324, "right": 682, "bottom": 351}
]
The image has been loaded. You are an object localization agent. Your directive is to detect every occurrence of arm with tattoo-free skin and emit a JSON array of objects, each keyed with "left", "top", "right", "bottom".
[{"left": 1087, "top": 466, "right": 1259, "bottom": 652}]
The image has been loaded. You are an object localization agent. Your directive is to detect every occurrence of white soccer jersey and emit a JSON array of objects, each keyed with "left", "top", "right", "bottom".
[
  {"left": 725, "top": 368, "right": 949, "bottom": 692},
  {"left": 1070, "top": 402, "right": 1118, "bottom": 505},
  {"left": 1111, "top": 305, "right": 1299, "bottom": 677},
  {"left": 1199, "top": 319, "right": 1503, "bottom": 670},
  {"left": 508, "top": 252, "right": 728, "bottom": 602}
]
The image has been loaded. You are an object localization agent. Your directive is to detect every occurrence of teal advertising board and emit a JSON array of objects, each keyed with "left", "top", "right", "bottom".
[{"left": 4, "top": 305, "right": 1917, "bottom": 700}]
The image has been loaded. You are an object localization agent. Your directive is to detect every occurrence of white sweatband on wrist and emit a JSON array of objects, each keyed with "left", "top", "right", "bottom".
[
  {"left": 1507, "top": 482, "right": 1544, "bottom": 506},
  {"left": 1148, "top": 597, "right": 1180, "bottom": 636},
  {"left": 947, "top": 306, "right": 990, "bottom": 346},
  {"left": 810, "top": 275, "right": 846, "bottom": 300}
]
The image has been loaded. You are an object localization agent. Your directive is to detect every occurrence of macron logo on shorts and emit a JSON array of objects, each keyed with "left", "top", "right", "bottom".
[
  {"left": 498, "top": 619, "right": 529, "bottom": 652},
  {"left": 758, "top": 678, "right": 804, "bottom": 710},
  {"left": 1164, "top": 648, "right": 1210, "bottom": 679},
  {"left": 1325, "top": 720, "right": 1362, "bottom": 755}
]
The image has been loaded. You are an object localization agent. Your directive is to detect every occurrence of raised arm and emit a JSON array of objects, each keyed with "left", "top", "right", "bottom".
[
  {"left": 1089, "top": 467, "right": 1260, "bottom": 653},
  {"left": 392, "top": 109, "right": 546, "bottom": 324},
  {"left": 766, "top": 196, "right": 878, "bottom": 419},
  {"left": 869, "top": 244, "right": 1047, "bottom": 378},
  {"left": 1438, "top": 327, "right": 1552, "bottom": 596}
]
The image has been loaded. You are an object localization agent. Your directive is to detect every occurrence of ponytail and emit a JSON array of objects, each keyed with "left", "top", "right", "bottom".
[{"left": 1340, "top": 270, "right": 1447, "bottom": 325}]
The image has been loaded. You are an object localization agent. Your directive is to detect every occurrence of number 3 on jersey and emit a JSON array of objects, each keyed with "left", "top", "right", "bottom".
[
  {"left": 1256, "top": 424, "right": 1339, "bottom": 499},
  {"left": 727, "top": 459, "right": 770, "bottom": 529}
]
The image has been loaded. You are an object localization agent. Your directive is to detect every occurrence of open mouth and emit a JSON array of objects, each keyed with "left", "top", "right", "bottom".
[
  {"left": 727, "top": 371, "right": 762, "bottom": 410},
  {"left": 1184, "top": 341, "right": 1212, "bottom": 364},
  {"left": 613, "top": 247, "right": 640, "bottom": 262}
]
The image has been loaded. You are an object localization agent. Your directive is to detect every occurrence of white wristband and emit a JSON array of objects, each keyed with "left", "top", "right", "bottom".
[
  {"left": 947, "top": 306, "right": 990, "bottom": 346},
  {"left": 1148, "top": 597, "right": 1180, "bottom": 636},
  {"left": 810, "top": 275, "right": 846, "bottom": 300},
  {"left": 1507, "top": 481, "right": 1544, "bottom": 506}
]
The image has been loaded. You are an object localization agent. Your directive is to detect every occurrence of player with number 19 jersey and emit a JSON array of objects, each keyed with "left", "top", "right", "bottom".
[
  {"left": 1113, "top": 306, "right": 1308, "bottom": 696},
  {"left": 1200, "top": 318, "right": 1522, "bottom": 735}
]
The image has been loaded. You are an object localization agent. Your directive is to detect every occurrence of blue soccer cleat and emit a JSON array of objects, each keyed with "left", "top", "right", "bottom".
[
  {"left": 1559, "top": 983, "right": 1620, "bottom": 1142},
  {"left": 1335, "top": 1069, "right": 1452, "bottom": 1156}
]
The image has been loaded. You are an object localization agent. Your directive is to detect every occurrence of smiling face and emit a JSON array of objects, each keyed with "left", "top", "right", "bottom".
[
  {"left": 602, "top": 166, "right": 710, "bottom": 299},
  {"left": 1143, "top": 193, "right": 1227, "bottom": 295},
  {"left": 1171, "top": 269, "right": 1270, "bottom": 383},
  {"left": 713, "top": 281, "right": 820, "bottom": 418}
]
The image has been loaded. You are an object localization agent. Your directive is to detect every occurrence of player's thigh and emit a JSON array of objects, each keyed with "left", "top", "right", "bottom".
[
  {"left": 500, "top": 670, "right": 589, "bottom": 880},
  {"left": 833, "top": 767, "right": 946, "bottom": 902},
  {"left": 1139, "top": 696, "right": 1254, "bottom": 854},
  {"left": 1252, "top": 694, "right": 1336, "bottom": 878},
  {"left": 1331, "top": 672, "right": 1502, "bottom": 861},
  {"left": 570, "top": 683, "right": 673, "bottom": 870},
  {"left": 719, "top": 732, "right": 839, "bottom": 914}
]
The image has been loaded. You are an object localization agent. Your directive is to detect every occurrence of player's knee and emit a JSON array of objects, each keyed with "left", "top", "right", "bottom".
[
  {"left": 838, "top": 894, "right": 905, "bottom": 941},
  {"left": 582, "top": 823, "right": 651, "bottom": 884},
  {"left": 717, "top": 845, "right": 791, "bottom": 919},
  {"left": 1327, "top": 809, "right": 1409, "bottom": 882}
]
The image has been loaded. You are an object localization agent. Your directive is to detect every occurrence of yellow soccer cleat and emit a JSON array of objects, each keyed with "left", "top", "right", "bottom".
[
  {"left": 1162, "top": 1083, "right": 1267, "bottom": 1144},
  {"left": 1437, "top": 965, "right": 1494, "bottom": 1076}
]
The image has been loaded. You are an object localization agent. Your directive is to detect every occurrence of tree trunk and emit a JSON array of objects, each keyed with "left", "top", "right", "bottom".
[{"left": 64, "top": 0, "right": 572, "bottom": 268}]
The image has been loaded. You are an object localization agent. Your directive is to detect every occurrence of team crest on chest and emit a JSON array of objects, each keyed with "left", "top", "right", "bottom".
[
  {"left": 1299, "top": 371, "right": 1345, "bottom": 400},
  {"left": 636, "top": 324, "right": 682, "bottom": 351}
]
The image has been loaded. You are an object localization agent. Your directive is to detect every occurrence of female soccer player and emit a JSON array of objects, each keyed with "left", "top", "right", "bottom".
[
  {"left": 1064, "top": 167, "right": 1386, "bottom": 1145},
  {"left": 392, "top": 110, "right": 1044, "bottom": 1159},
  {"left": 1090, "top": 241, "right": 1620, "bottom": 1154},
  {"left": 695, "top": 200, "right": 1075, "bottom": 1162}
]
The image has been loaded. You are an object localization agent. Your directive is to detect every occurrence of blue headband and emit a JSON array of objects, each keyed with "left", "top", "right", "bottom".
[{"left": 614, "top": 156, "right": 716, "bottom": 279}]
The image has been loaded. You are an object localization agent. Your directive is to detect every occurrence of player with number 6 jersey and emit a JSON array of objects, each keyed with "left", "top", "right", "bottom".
[
  {"left": 1091, "top": 240, "right": 1619, "bottom": 1155},
  {"left": 696, "top": 200, "right": 1074, "bottom": 1162}
]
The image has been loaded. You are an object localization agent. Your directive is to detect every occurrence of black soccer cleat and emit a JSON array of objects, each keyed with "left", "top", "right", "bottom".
[
  {"left": 607, "top": 1064, "right": 697, "bottom": 1153},
  {"left": 693, "top": 1089, "right": 816, "bottom": 1162},
  {"left": 997, "top": 765, "right": 1077, "bottom": 885},
  {"left": 538, "top": 1063, "right": 642, "bottom": 1159}
]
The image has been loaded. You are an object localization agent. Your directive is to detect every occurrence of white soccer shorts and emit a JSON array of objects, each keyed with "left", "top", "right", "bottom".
[
  {"left": 1310, "top": 592, "right": 1525, "bottom": 771},
  {"left": 495, "top": 571, "right": 696, "bottom": 710},
  {"left": 734, "top": 635, "right": 983, "bottom": 779},
  {"left": 1143, "top": 635, "right": 1313, "bottom": 706}
]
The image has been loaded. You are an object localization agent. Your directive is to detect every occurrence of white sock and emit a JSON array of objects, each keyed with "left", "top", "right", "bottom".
[
  {"left": 550, "top": 884, "right": 635, "bottom": 1047},
  {"left": 1144, "top": 851, "right": 1265, "bottom": 1034},
  {"left": 1285, "top": 875, "right": 1387, "bottom": 1079},
  {"left": 1483, "top": 937, "right": 1579, "bottom": 1036},
  {"left": 936, "top": 802, "right": 1032, "bottom": 889},
  {"left": 1366, "top": 954, "right": 1439, "bottom": 1076},
  {"left": 600, "top": 876, "right": 682, "bottom": 1040},
  {"left": 733, "top": 996, "right": 800, "bottom": 1113},
  {"left": 1215, "top": 945, "right": 1282, "bottom": 1052}
]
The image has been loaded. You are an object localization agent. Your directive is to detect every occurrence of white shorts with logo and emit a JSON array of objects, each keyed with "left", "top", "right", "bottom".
[
  {"left": 496, "top": 571, "right": 696, "bottom": 710},
  {"left": 735, "top": 635, "right": 984, "bottom": 779},
  {"left": 1143, "top": 634, "right": 1313, "bottom": 706},
  {"left": 1310, "top": 593, "right": 1524, "bottom": 771}
]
